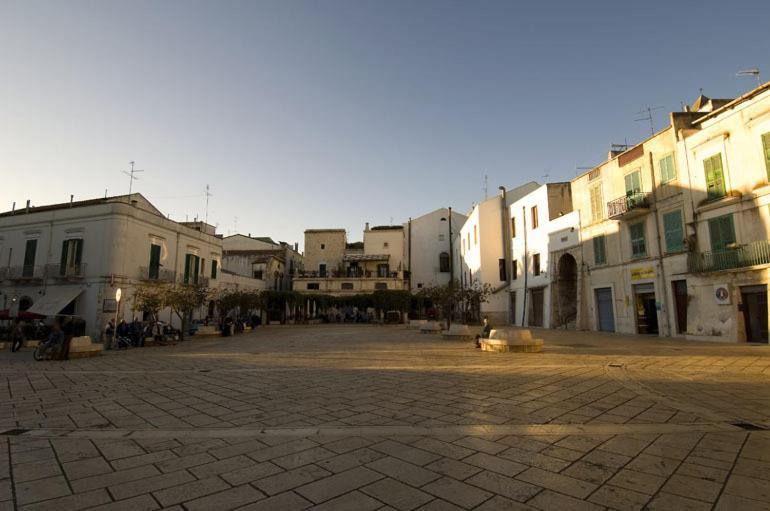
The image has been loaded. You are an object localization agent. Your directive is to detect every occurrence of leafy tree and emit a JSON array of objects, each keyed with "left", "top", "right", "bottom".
[
  {"left": 132, "top": 282, "right": 167, "bottom": 322},
  {"left": 165, "top": 284, "right": 211, "bottom": 341}
]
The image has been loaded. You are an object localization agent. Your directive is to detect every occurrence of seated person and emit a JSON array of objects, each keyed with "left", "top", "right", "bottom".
[{"left": 475, "top": 316, "right": 491, "bottom": 348}]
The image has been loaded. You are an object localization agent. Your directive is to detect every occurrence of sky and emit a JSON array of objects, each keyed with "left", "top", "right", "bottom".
[{"left": 2, "top": 0, "right": 769, "bottom": 248}]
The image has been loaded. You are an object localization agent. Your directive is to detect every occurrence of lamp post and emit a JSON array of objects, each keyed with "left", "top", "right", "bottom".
[
  {"left": 441, "top": 208, "right": 455, "bottom": 328},
  {"left": 111, "top": 288, "right": 122, "bottom": 350}
]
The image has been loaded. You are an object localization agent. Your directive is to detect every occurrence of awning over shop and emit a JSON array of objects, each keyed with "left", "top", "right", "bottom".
[{"left": 26, "top": 287, "right": 83, "bottom": 317}]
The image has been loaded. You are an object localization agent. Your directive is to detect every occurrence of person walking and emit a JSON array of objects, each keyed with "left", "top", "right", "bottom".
[{"left": 10, "top": 318, "right": 25, "bottom": 352}]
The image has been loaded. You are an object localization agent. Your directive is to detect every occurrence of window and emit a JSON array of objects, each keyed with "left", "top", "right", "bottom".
[
  {"left": 439, "top": 252, "right": 450, "bottom": 273},
  {"left": 762, "top": 132, "right": 770, "bottom": 181},
  {"left": 531, "top": 206, "right": 539, "bottom": 229},
  {"left": 383, "top": 242, "right": 389, "bottom": 248},
  {"left": 210, "top": 260, "right": 218, "bottom": 279},
  {"left": 183, "top": 253, "right": 200, "bottom": 284},
  {"left": 59, "top": 238, "right": 83, "bottom": 276},
  {"left": 253, "top": 269, "right": 264, "bottom": 280},
  {"left": 663, "top": 210, "right": 685, "bottom": 253},
  {"left": 511, "top": 217, "right": 516, "bottom": 238},
  {"left": 341, "top": 282, "right": 354, "bottom": 290},
  {"left": 498, "top": 258, "right": 507, "bottom": 281},
  {"left": 374, "top": 282, "right": 388, "bottom": 290},
  {"left": 629, "top": 221, "right": 647, "bottom": 258},
  {"left": 473, "top": 225, "right": 478, "bottom": 245},
  {"left": 22, "top": 239, "right": 37, "bottom": 277},
  {"left": 417, "top": 283, "right": 423, "bottom": 289},
  {"left": 624, "top": 169, "right": 642, "bottom": 196},
  {"left": 377, "top": 264, "right": 389, "bottom": 277},
  {"left": 320, "top": 243, "right": 325, "bottom": 250},
  {"left": 512, "top": 259, "right": 518, "bottom": 280},
  {"left": 148, "top": 243, "right": 161, "bottom": 279},
  {"left": 708, "top": 214, "right": 736, "bottom": 251},
  {"left": 590, "top": 185, "right": 604, "bottom": 222},
  {"left": 319, "top": 263, "right": 327, "bottom": 277},
  {"left": 593, "top": 235, "right": 607, "bottom": 265},
  {"left": 467, "top": 232, "right": 470, "bottom": 249},
  {"left": 307, "top": 283, "right": 320, "bottom": 290},
  {"left": 659, "top": 154, "right": 677, "bottom": 183},
  {"left": 532, "top": 254, "right": 541, "bottom": 276},
  {"left": 704, "top": 153, "right": 726, "bottom": 199}
]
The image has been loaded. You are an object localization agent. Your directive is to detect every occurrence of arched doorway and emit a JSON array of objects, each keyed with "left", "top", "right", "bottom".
[{"left": 554, "top": 253, "right": 578, "bottom": 328}]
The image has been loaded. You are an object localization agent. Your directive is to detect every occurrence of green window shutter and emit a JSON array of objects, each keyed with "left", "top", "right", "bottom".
[
  {"left": 74, "top": 239, "right": 83, "bottom": 265},
  {"left": 211, "top": 260, "right": 218, "bottom": 279},
  {"left": 60, "top": 240, "right": 69, "bottom": 276},
  {"left": 704, "top": 154, "right": 725, "bottom": 199},
  {"left": 660, "top": 155, "right": 676, "bottom": 183},
  {"left": 149, "top": 244, "right": 161, "bottom": 279},
  {"left": 762, "top": 133, "right": 770, "bottom": 181},
  {"left": 183, "top": 254, "right": 191, "bottom": 284},
  {"left": 663, "top": 210, "right": 684, "bottom": 253},
  {"left": 193, "top": 255, "right": 200, "bottom": 284},
  {"left": 593, "top": 236, "right": 606, "bottom": 265},
  {"left": 630, "top": 222, "right": 646, "bottom": 258},
  {"left": 625, "top": 171, "right": 641, "bottom": 195},
  {"left": 708, "top": 215, "right": 736, "bottom": 251}
]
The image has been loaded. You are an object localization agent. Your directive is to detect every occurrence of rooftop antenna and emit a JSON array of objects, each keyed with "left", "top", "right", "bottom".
[
  {"left": 483, "top": 174, "right": 488, "bottom": 200},
  {"left": 635, "top": 106, "right": 663, "bottom": 136},
  {"left": 576, "top": 165, "right": 593, "bottom": 176},
  {"left": 204, "top": 184, "right": 212, "bottom": 224},
  {"left": 542, "top": 169, "right": 550, "bottom": 182},
  {"left": 736, "top": 67, "right": 761, "bottom": 87},
  {"left": 121, "top": 161, "right": 144, "bottom": 199}
]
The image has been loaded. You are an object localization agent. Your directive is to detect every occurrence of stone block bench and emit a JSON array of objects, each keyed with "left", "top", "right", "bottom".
[
  {"left": 442, "top": 324, "right": 475, "bottom": 340},
  {"left": 481, "top": 328, "right": 544, "bottom": 353},
  {"left": 407, "top": 319, "right": 427, "bottom": 330},
  {"left": 68, "top": 336, "right": 103, "bottom": 359},
  {"left": 419, "top": 321, "right": 443, "bottom": 334},
  {"left": 194, "top": 325, "right": 220, "bottom": 337}
]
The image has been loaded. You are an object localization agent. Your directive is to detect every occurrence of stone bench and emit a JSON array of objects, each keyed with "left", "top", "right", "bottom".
[
  {"left": 194, "top": 325, "right": 220, "bottom": 337},
  {"left": 442, "top": 324, "right": 475, "bottom": 340},
  {"left": 419, "top": 321, "right": 443, "bottom": 334},
  {"left": 481, "top": 328, "right": 544, "bottom": 353},
  {"left": 67, "top": 336, "right": 103, "bottom": 359},
  {"left": 407, "top": 319, "right": 427, "bottom": 330}
]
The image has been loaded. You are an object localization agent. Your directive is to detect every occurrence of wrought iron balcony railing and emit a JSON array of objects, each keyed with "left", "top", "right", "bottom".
[
  {"left": 7, "top": 265, "right": 46, "bottom": 281},
  {"left": 46, "top": 263, "right": 87, "bottom": 279},
  {"left": 688, "top": 240, "right": 770, "bottom": 273},
  {"left": 140, "top": 266, "right": 177, "bottom": 282},
  {"left": 607, "top": 192, "right": 652, "bottom": 219}
]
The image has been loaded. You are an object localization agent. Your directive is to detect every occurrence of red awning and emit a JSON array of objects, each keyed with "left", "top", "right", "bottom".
[
  {"left": 18, "top": 311, "right": 46, "bottom": 320},
  {"left": 0, "top": 309, "right": 10, "bottom": 320}
]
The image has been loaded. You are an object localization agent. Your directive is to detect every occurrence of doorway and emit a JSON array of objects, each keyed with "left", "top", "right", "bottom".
[
  {"left": 672, "top": 280, "right": 688, "bottom": 334},
  {"left": 529, "top": 288, "right": 544, "bottom": 327},
  {"left": 510, "top": 291, "right": 517, "bottom": 325},
  {"left": 634, "top": 283, "right": 659, "bottom": 335},
  {"left": 595, "top": 287, "right": 615, "bottom": 332},
  {"left": 554, "top": 253, "right": 578, "bottom": 328},
  {"left": 741, "top": 285, "right": 768, "bottom": 343}
]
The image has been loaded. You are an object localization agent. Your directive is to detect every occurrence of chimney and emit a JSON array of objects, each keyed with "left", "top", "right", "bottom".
[
  {"left": 294, "top": 242, "right": 298, "bottom": 251},
  {"left": 25, "top": 200, "right": 30, "bottom": 213},
  {"left": 365, "top": 222, "right": 370, "bottom": 231},
  {"left": 70, "top": 195, "right": 74, "bottom": 207},
  {"left": 11, "top": 202, "right": 15, "bottom": 215}
]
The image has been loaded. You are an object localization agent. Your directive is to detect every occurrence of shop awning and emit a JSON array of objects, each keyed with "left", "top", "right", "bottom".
[{"left": 26, "top": 287, "right": 83, "bottom": 316}]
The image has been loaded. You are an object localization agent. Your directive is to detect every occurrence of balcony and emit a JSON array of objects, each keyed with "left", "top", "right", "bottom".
[
  {"left": 688, "top": 240, "right": 770, "bottom": 273},
  {"left": 140, "top": 266, "right": 177, "bottom": 283},
  {"left": 296, "top": 269, "right": 402, "bottom": 279},
  {"left": 607, "top": 192, "right": 652, "bottom": 220},
  {"left": 46, "top": 263, "right": 87, "bottom": 280},
  {"left": 7, "top": 265, "right": 46, "bottom": 282}
]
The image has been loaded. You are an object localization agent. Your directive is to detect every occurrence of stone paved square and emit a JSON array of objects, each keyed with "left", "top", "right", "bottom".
[{"left": 2, "top": 324, "right": 770, "bottom": 509}]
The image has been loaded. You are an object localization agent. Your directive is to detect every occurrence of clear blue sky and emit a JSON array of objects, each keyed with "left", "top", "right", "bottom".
[{"left": 2, "top": 0, "right": 768, "bottom": 247}]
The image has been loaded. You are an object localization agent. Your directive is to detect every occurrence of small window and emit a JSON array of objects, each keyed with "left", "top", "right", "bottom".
[
  {"left": 659, "top": 154, "right": 677, "bottom": 183},
  {"left": 512, "top": 259, "right": 518, "bottom": 280},
  {"left": 708, "top": 214, "right": 736, "bottom": 251},
  {"left": 307, "top": 283, "right": 320, "bottom": 290},
  {"left": 341, "top": 282, "right": 354, "bottom": 290},
  {"left": 383, "top": 242, "right": 389, "bottom": 248},
  {"left": 417, "top": 283, "right": 423, "bottom": 289},
  {"left": 320, "top": 243, "right": 325, "bottom": 250},
  {"left": 377, "top": 264, "right": 389, "bottom": 277},
  {"left": 624, "top": 169, "right": 642, "bottom": 196},
  {"left": 210, "top": 260, "right": 218, "bottom": 279},
  {"left": 704, "top": 153, "right": 726, "bottom": 199},
  {"left": 630, "top": 221, "right": 647, "bottom": 258},
  {"left": 319, "top": 263, "right": 327, "bottom": 277},
  {"left": 531, "top": 206, "right": 539, "bottom": 229},
  {"left": 439, "top": 252, "right": 450, "bottom": 273},
  {"left": 473, "top": 225, "right": 478, "bottom": 245},
  {"left": 590, "top": 185, "right": 604, "bottom": 222},
  {"left": 467, "top": 232, "right": 471, "bottom": 249},
  {"left": 148, "top": 243, "right": 161, "bottom": 279},
  {"left": 253, "top": 270, "right": 264, "bottom": 280},
  {"left": 762, "top": 132, "right": 770, "bottom": 181},
  {"left": 532, "top": 254, "right": 541, "bottom": 276},
  {"left": 593, "top": 235, "right": 607, "bottom": 265},
  {"left": 374, "top": 282, "right": 388, "bottom": 290},
  {"left": 498, "top": 258, "right": 507, "bottom": 281},
  {"left": 663, "top": 210, "right": 685, "bottom": 253},
  {"left": 511, "top": 217, "right": 516, "bottom": 238}
]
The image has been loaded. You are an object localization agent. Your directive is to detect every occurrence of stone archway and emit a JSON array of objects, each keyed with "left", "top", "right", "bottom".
[{"left": 554, "top": 253, "right": 578, "bottom": 328}]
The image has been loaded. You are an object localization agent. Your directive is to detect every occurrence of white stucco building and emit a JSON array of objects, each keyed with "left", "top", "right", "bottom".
[
  {"left": 221, "top": 234, "right": 303, "bottom": 291},
  {"left": 404, "top": 207, "right": 467, "bottom": 291}
]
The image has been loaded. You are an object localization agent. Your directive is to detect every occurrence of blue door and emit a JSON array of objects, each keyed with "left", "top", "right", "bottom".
[{"left": 595, "top": 288, "right": 615, "bottom": 332}]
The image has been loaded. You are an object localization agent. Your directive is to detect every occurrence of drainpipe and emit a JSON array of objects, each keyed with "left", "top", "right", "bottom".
[
  {"left": 649, "top": 151, "right": 671, "bottom": 337},
  {"left": 407, "top": 217, "right": 412, "bottom": 290},
  {"left": 521, "top": 205, "right": 529, "bottom": 326},
  {"left": 498, "top": 188, "right": 512, "bottom": 322}
]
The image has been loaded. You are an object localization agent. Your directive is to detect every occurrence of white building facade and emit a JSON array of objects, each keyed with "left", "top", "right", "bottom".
[{"left": 405, "top": 208, "right": 467, "bottom": 291}]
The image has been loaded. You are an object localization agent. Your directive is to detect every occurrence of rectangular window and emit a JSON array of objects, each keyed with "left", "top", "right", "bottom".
[
  {"left": 253, "top": 269, "right": 264, "bottom": 280},
  {"left": 512, "top": 259, "right": 518, "bottom": 280},
  {"left": 210, "top": 260, "right": 218, "bottom": 279},
  {"left": 762, "top": 132, "right": 770, "bottom": 181},
  {"left": 320, "top": 243, "right": 325, "bottom": 250},
  {"left": 473, "top": 225, "right": 478, "bottom": 245},
  {"left": 708, "top": 214, "right": 736, "bottom": 251},
  {"left": 307, "top": 282, "right": 320, "bottom": 290},
  {"left": 377, "top": 264, "right": 389, "bottom": 277},
  {"left": 590, "top": 185, "right": 604, "bottom": 222},
  {"left": 60, "top": 238, "right": 83, "bottom": 276},
  {"left": 467, "top": 232, "right": 470, "bottom": 249},
  {"left": 531, "top": 206, "right": 539, "bottom": 229},
  {"left": 704, "top": 153, "right": 726, "bottom": 199},
  {"left": 663, "top": 210, "right": 685, "bottom": 253},
  {"left": 374, "top": 282, "right": 388, "bottom": 290},
  {"left": 659, "top": 154, "right": 677, "bottom": 183},
  {"left": 183, "top": 254, "right": 200, "bottom": 284},
  {"left": 23, "top": 239, "right": 37, "bottom": 277},
  {"left": 341, "top": 282, "right": 354, "bottom": 290},
  {"left": 319, "top": 263, "right": 327, "bottom": 277},
  {"left": 498, "top": 258, "right": 506, "bottom": 281},
  {"left": 511, "top": 217, "right": 516, "bottom": 238},
  {"left": 148, "top": 243, "right": 161, "bottom": 279},
  {"left": 593, "top": 235, "right": 607, "bottom": 265},
  {"left": 630, "top": 221, "right": 647, "bottom": 258},
  {"left": 624, "top": 169, "right": 642, "bottom": 196},
  {"left": 532, "top": 254, "right": 541, "bottom": 276}
]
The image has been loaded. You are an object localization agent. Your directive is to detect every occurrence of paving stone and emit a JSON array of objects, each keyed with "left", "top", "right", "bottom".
[
  {"left": 661, "top": 473, "right": 723, "bottom": 503},
  {"left": 411, "top": 438, "right": 476, "bottom": 460},
  {"left": 189, "top": 454, "right": 255, "bottom": 478},
  {"left": 308, "top": 489, "right": 382, "bottom": 511},
  {"left": 645, "top": 492, "right": 711, "bottom": 511},
  {"left": 527, "top": 489, "right": 604, "bottom": 511},
  {"left": 474, "top": 495, "right": 538, "bottom": 510},
  {"left": 370, "top": 441, "right": 441, "bottom": 466},
  {"left": 221, "top": 461, "right": 283, "bottom": 486},
  {"left": 85, "top": 494, "right": 160, "bottom": 511},
  {"left": 424, "top": 458, "right": 482, "bottom": 481},
  {"left": 366, "top": 456, "right": 441, "bottom": 486},
  {"left": 624, "top": 453, "right": 679, "bottom": 477},
  {"left": 714, "top": 493, "right": 770, "bottom": 511},
  {"left": 464, "top": 453, "right": 527, "bottom": 476},
  {"left": 295, "top": 466, "right": 383, "bottom": 504},
  {"left": 562, "top": 460, "right": 616, "bottom": 485},
  {"left": 587, "top": 483, "right": 650, "bottom": 510},
  {"left": 253, "top": 465, "right": 331, "bottom": 496},
  {"left": 415, "top": 499, "right": 464, "bottom": 511},
  {"left": 111, "top": 450, "right": 177, "bottom": 470},
  {"left": 152, "top": 476, "right": 230, "bottom": 506},
  {"left": 315, "top": 448, "right": 385, "bottom": 473},
  {"left": 15, "top": 475, "right": 71, "bottom": 505},
  {"left": 272, "top": 447, "right": 336, "bottom": 470},
  {"left": 607, "top": 468, "right": 665, "bottom": 495},
  {"left": 723, "top": 473, "right": 770, "bottom": 502},
  {"left": 422, "top": 476, "right": 493, "bottom": 509},
  {"left": 13, "top": 459, "right": 62, "bottom": 483},
  {"left": 94, "top": 441, "right": 145, "bottom": 461},
  {"left": 155, "top": 452, "right": 216, "bottom": 473},
  {"left": 63, "top": 457, "right": 113, "bottom": 481},
  {"left": 21, "top": 488, "right": 112, "bottom": 511},
  {"left": 183, "top": 484, "right": 265, "bottom": 511},
  {"left": 516, "top": 467, "right": 596, "bottom": 499},
  {"left": 70, "top": 465, "right": 159, "bottom": 493},
  {"left": 466, "top": 470, "right": 541, "bottom": 502},
  {"left": 236, "top": 491, "right": 312, "bottom": 511},
  {"left": 108, "top": 469, "right": 194, "bottom": 500},
  {"left": 362, "top": 478, "right": 434, "bottom": 510},
  {"left": 454, "top": 437, "right": 508, "bottom": 455}
]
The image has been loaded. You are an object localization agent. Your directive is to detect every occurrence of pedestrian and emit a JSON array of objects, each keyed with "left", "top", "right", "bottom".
[
  {"left": 10, "top": 318, "right": 25, "bottom": 352},
  {"left": 104, "top": 319, "right": 115, "bottom": 349},
  {"left": 475, "top": 316, "right": 492, "bottom": 348}
]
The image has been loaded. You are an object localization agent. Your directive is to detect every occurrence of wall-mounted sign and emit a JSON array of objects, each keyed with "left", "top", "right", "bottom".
[
  {"left": 714, "top": 284, "right": 731, "bottom": 305},
  {"left": 630, "top": 267, "right": 655, "bottom": 280},
  {"left": 103, "top": 299, "right": 117, "bottom": 313}
]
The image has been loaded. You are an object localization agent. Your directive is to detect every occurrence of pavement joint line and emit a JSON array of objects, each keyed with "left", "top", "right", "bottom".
[{"left": 1, "top": 422, "right": 754, "bottom": 439}]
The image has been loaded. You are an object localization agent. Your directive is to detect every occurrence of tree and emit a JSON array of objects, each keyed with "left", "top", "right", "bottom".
[
  {"left": 164, "top": 284, "right": 211, "bottom": 341},
  {"left": 132, "top": 282, "right": 167, "bottom": 322},
  {"left": 458, "top": 282, "right": 493, "bottom": 324}
]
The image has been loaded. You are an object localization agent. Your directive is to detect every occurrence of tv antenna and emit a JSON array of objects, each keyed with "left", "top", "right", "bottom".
[
  {"left": 483, "top": 174, "right": 488, "bottom": 200},
  {"left": 204, "top": 185, "right": 213, "bottom": 224},
  {"left": 736, "top": 67, "right": 761, "bottom": 87},
  {"left": 121, "top": 161, "right": 144, "bottom": 198},
  {"left": 635, "top": 106, "right": 663, "bottom": 136}
]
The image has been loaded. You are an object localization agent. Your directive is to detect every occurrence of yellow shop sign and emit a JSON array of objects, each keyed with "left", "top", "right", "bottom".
[{"left": 630, "top": 267, "right": 655, "bottom": 280}]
